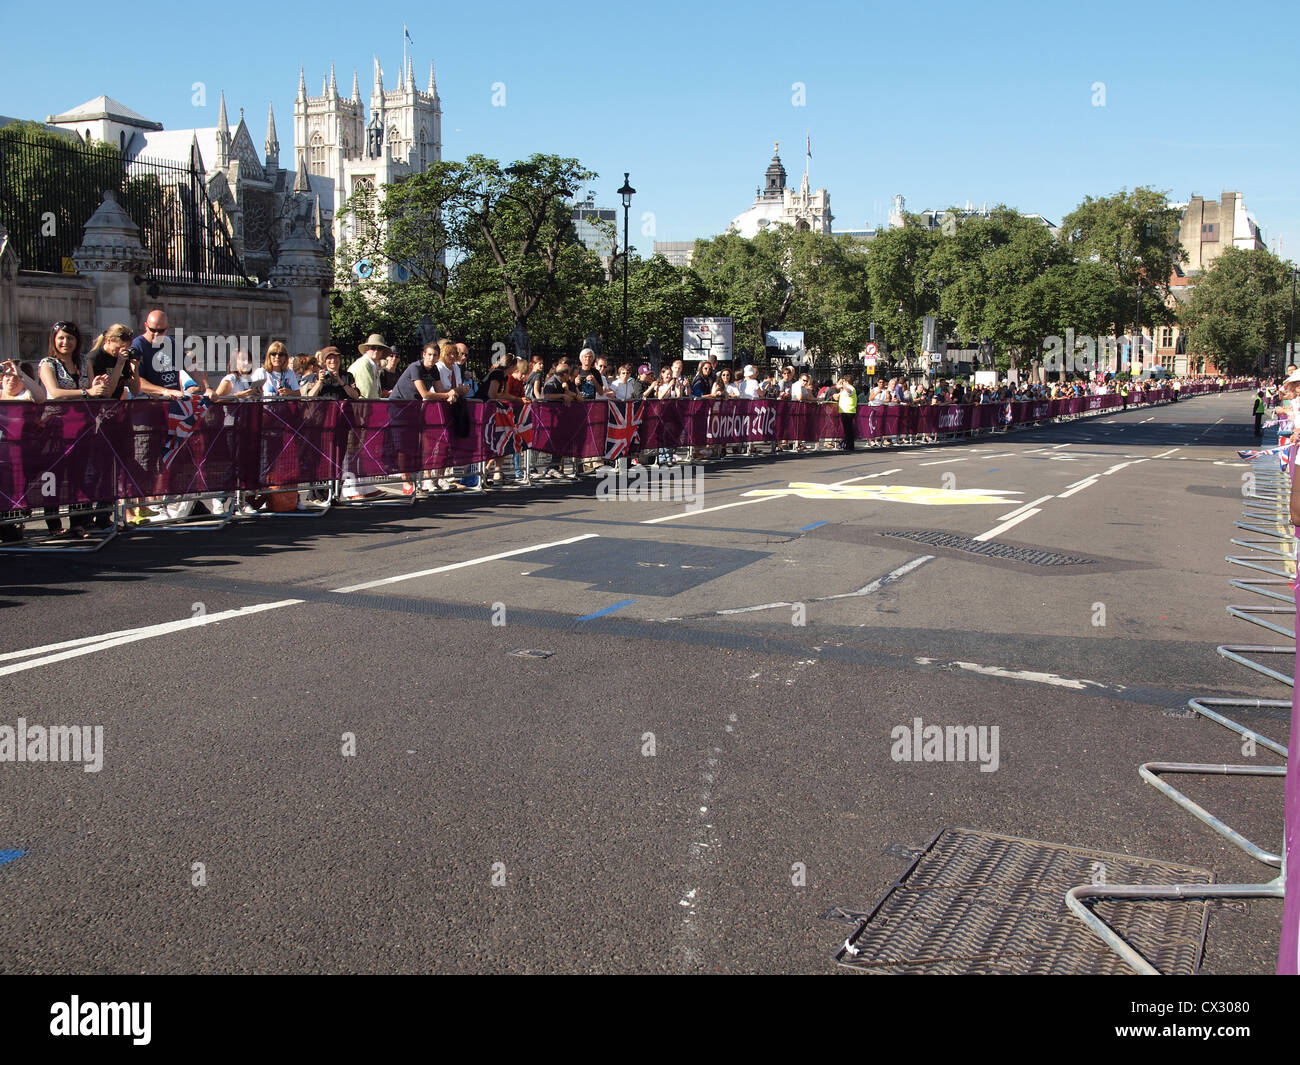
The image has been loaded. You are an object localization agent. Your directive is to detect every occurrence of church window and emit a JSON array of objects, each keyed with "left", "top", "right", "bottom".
[
  {"left": 309, "top": 131, "right": 327, "bottom": 176},
  {"left": 418, "top": 128, "right": 427, "bottom": 169},
  {"left": 388, "top": 126, "right": 402, "bottom": 162},
  {"left": 352, "top": 176, "right": 377, "bottom": 243}
]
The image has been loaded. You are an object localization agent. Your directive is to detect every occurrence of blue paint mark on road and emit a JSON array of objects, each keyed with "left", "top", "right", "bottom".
[
  {"left": 0, "top": 850, "right": 26, "bottom": 866},
  {"left": 986, "top": 468, "right": 1000, "bottom": 472},
  {"left": 800, "top": 521, "right": 829, "bottom": 531},
  {"left": 577, "top": 599, "right": 636, "bottom": 621}
]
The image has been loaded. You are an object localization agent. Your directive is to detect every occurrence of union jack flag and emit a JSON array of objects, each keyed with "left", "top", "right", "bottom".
[
  {"left": 482, "top": 402, "right": 532, "bottom": 456},
  {"left": 1237, "top": 443, "right": 1292, "bottom": 461},
  {"left": 161, "top": 394, "right": 211, "bottom": 468},
  {"left": 604, "top": 400, "right": 644, "bottom": 461}
]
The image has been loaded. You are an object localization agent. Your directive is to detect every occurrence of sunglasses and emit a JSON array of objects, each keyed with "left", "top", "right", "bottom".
[{"left": 146, "top": 323, "right": 168, "bottom": 333}]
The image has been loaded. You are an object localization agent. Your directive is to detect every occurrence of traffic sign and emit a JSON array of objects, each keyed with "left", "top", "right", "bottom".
[{"left": 865, "top": 341, "right": 879, "bottom": 357}]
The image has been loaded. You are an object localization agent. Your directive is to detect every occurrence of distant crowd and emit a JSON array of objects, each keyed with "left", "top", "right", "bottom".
[{"left": 0, "top": 307, "right": 1254, "bottom": 539}]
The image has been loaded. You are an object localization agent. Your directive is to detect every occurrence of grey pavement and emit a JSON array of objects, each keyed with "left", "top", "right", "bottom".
[{"left": 0, "top": 390, "right": 1289, "bottom": 974}]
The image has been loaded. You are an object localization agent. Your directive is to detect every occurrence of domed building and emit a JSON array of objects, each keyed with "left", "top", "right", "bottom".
[{"left": 728, "top": 142, "right": 831, "bottom": 238}]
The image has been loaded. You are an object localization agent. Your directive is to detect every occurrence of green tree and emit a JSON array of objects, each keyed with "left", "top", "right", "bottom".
[
  {"left": 1183, "top": 247, "right": 1297, "bottom": 374},
  {"left": 0, "top": 121, "right": 122, "bottom": 272},
  {"left": 863, "top": 218, "right": 937, "bottom": 373},
  {"left": 692, "top": 225, "right": 871, "bottom": 371},
  {"left": 456, "top": 153, "right": 596, "bottom": 358},
  {"left": 1060, "top": 186, "right": 1186, "bottom": 335}
]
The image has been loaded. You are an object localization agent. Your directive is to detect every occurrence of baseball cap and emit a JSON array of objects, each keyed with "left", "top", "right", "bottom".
[{"left": 743, "top": 365, "right": 756, "bottom": 378}]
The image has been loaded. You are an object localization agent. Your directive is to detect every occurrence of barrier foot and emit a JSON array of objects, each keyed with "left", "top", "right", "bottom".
[
  {"left": 1139, "top": 761, "right": 1286, "bottom": 867},
  {"left": 1066, "top": 879, "right": 1285, "bottom": 975},
  {"left": 1187, "top": 697, "right": 1290, "bottom": 758},
  {"left": 1215, "top": 644, "right": 1295, "bottom": 686}
]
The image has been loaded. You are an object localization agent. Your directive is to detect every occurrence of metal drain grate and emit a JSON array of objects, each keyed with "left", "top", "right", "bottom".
[
  {"left": 884, "top": 530, "right": 1095, "bottom": 566},
  {"left": 834, "top": 828, "right": 1212, "bottom": 974}
]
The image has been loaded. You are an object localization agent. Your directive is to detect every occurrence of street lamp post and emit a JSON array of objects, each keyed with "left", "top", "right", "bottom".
[
  {"left": 1287, "top": 266, "right": 1297, "bottom": 371},
  {"left": 935, "top": 273, "right": 943, "bottom": 377},
  {"left": 896, "top": 300, "right": 905, "bottom": 376},
  {"left": 1132, "top": 278, "right": 1142, "bottom": 377},
  {"left": 617, "top": 173, "right": 636, "bottom": 362}
]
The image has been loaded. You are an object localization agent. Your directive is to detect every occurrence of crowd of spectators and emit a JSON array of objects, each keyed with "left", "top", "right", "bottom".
[{"left": 0, "top": 308, "right": 1255, "bottom": 538}]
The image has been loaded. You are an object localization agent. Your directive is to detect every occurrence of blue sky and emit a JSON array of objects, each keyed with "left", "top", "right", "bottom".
[{"left": 4, "top": 0, "right": 1298, "bottom": 259}]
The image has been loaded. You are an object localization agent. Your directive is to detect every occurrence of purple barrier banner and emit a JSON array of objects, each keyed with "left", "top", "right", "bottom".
[
  {"left": 1281, "top": 463, "right": 1300, "bottom": 974},
  {"left": 0, "top": 383, "right": 1253, "bottom": 507}
]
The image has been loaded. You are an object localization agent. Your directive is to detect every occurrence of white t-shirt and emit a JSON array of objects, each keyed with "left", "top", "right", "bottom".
[
  {"left": 610, "top": 377, "right": 640, "bottom": 401},
  {"left": 219, "top": 372, "right": 254, "bottom": 398},
  {"left": 790, "top": 381, "right": 810, "bottom": 401},
  {"left": 435, "top": 360, "right": 463, "bottom": 392},
  {"left": 258, "top": 368, "right": 300, "bottom": 398},
  {"left": 738, "top": 379, "right": 762, "bottom": 400}
]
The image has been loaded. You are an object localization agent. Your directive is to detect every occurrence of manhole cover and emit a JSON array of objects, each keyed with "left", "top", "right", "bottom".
[
  {"left": 834, "top": 828, "right": 1212, "bottom": 974},
  {"left": 883, "top": 531, "right": 1095, "bottom": 566},
  {"left": 508, "top": 649, "right": 554, "bottom": 659}
]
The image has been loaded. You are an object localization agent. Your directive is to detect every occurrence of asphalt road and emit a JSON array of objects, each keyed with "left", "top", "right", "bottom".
[{"left": 0, "top": 389, "right": 1290, "bottom": 974}]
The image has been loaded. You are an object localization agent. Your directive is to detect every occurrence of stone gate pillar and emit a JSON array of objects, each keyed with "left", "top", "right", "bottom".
[
  {"left": 71, "top": 191, "right": 152, "bottom": 334},
  {"left": 268, "top": 222, "right": 332, "bottom": 355}
]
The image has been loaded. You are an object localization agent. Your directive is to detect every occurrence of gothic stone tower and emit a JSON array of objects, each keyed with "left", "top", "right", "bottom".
[{"left": 293, "top": 55, "right": 442, "bottom": 277}]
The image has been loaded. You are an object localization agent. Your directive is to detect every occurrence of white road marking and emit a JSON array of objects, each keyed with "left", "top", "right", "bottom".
[
  {"left": 648, "top": 469, "right": 901, "bottom": 524},
  {"left": 1051, "top": 443, "right": 1072, "bottom": 449},
  {"left": 0, "top": 601, "right": 303, "bottom": 678},
  {"left": 1141, "top": 416, "right": 1154, "bottom": 423},
  {"left": 717, "top": 601, "right": 792, "bottom": 615},
  {"left": 998, "top": 495, "right": 1053, "bottom": 521},
  {"left": 1057, "top": 477, "right": 1099, "bottom": 498},
  {"left": 973, "top": 509, "right": 1042, "bottom": 542},
  {"left": 642, "top": 496, "right": 773, "bottom": 524},
  {"left": 0, "top": 626, "right": 148, "bottom": 662},
  {"left": 1024, "top": 447, "right": 1053, "bottom": 454},
  {"left": 1151, "top": 448, "right": 1181, "bottom": 459},
  {"left": 332, "top": 534, "right": 600, "bottom": 592},
  {"left": 712, "top": 554, "right": 935, "bottom": 616},
  {"left": 919, "top": 456, "right": 969, "bottom": 466},
  {"left": 1100, "top": 458, "right": 1149, "bottom": 476},
  {"left": 924, "top": 658, "right": 1119, "bottom": 693},
  {"left": 814, "top": 555, "right": 935, "bottom": 600}
]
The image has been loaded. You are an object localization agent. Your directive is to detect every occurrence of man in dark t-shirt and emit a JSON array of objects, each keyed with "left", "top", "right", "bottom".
[
  {"left": 130, "top": 309, "right": 201, "bottom": 398},
  {"left": 575, "top": 348, "right": 605, "bottom": 399},
  {"left": 390, "top": 354, "right": 440, "bottom": 400},
  {"left": 379, "top": 351, "right": 401, "bottom": 397}
]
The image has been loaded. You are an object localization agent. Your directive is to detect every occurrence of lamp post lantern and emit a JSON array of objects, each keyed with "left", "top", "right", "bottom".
[{"left": 617, "top": 173, "right": 636, "bottom": 361}]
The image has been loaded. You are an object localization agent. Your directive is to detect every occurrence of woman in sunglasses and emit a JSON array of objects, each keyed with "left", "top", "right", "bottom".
[{"left": 38, "top": 321, "right": 109, "bottom": 538}]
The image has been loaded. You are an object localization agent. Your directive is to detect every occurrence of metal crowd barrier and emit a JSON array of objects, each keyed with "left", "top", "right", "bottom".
[
  {"left": 0, "top": 501, "right": 120, "bottom": 553},
  {"left": 0, "top": 384, "right": 1255, "bottom": 554},
  {"left": 1066, "top": 443, "right": 1293, "bottom": 972}
]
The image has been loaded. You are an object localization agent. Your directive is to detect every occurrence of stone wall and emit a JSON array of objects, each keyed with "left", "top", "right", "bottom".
[
  {"left": 0, "top": 192, "right": 329, "bottom": 369},
  {"left": 13, "top": 272, "right": 96, "bottom": 361}
]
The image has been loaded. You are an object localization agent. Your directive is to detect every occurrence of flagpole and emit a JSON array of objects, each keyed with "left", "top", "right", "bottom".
[{"left": 403, "top": 24, "right": 407, "bottom": 79}]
